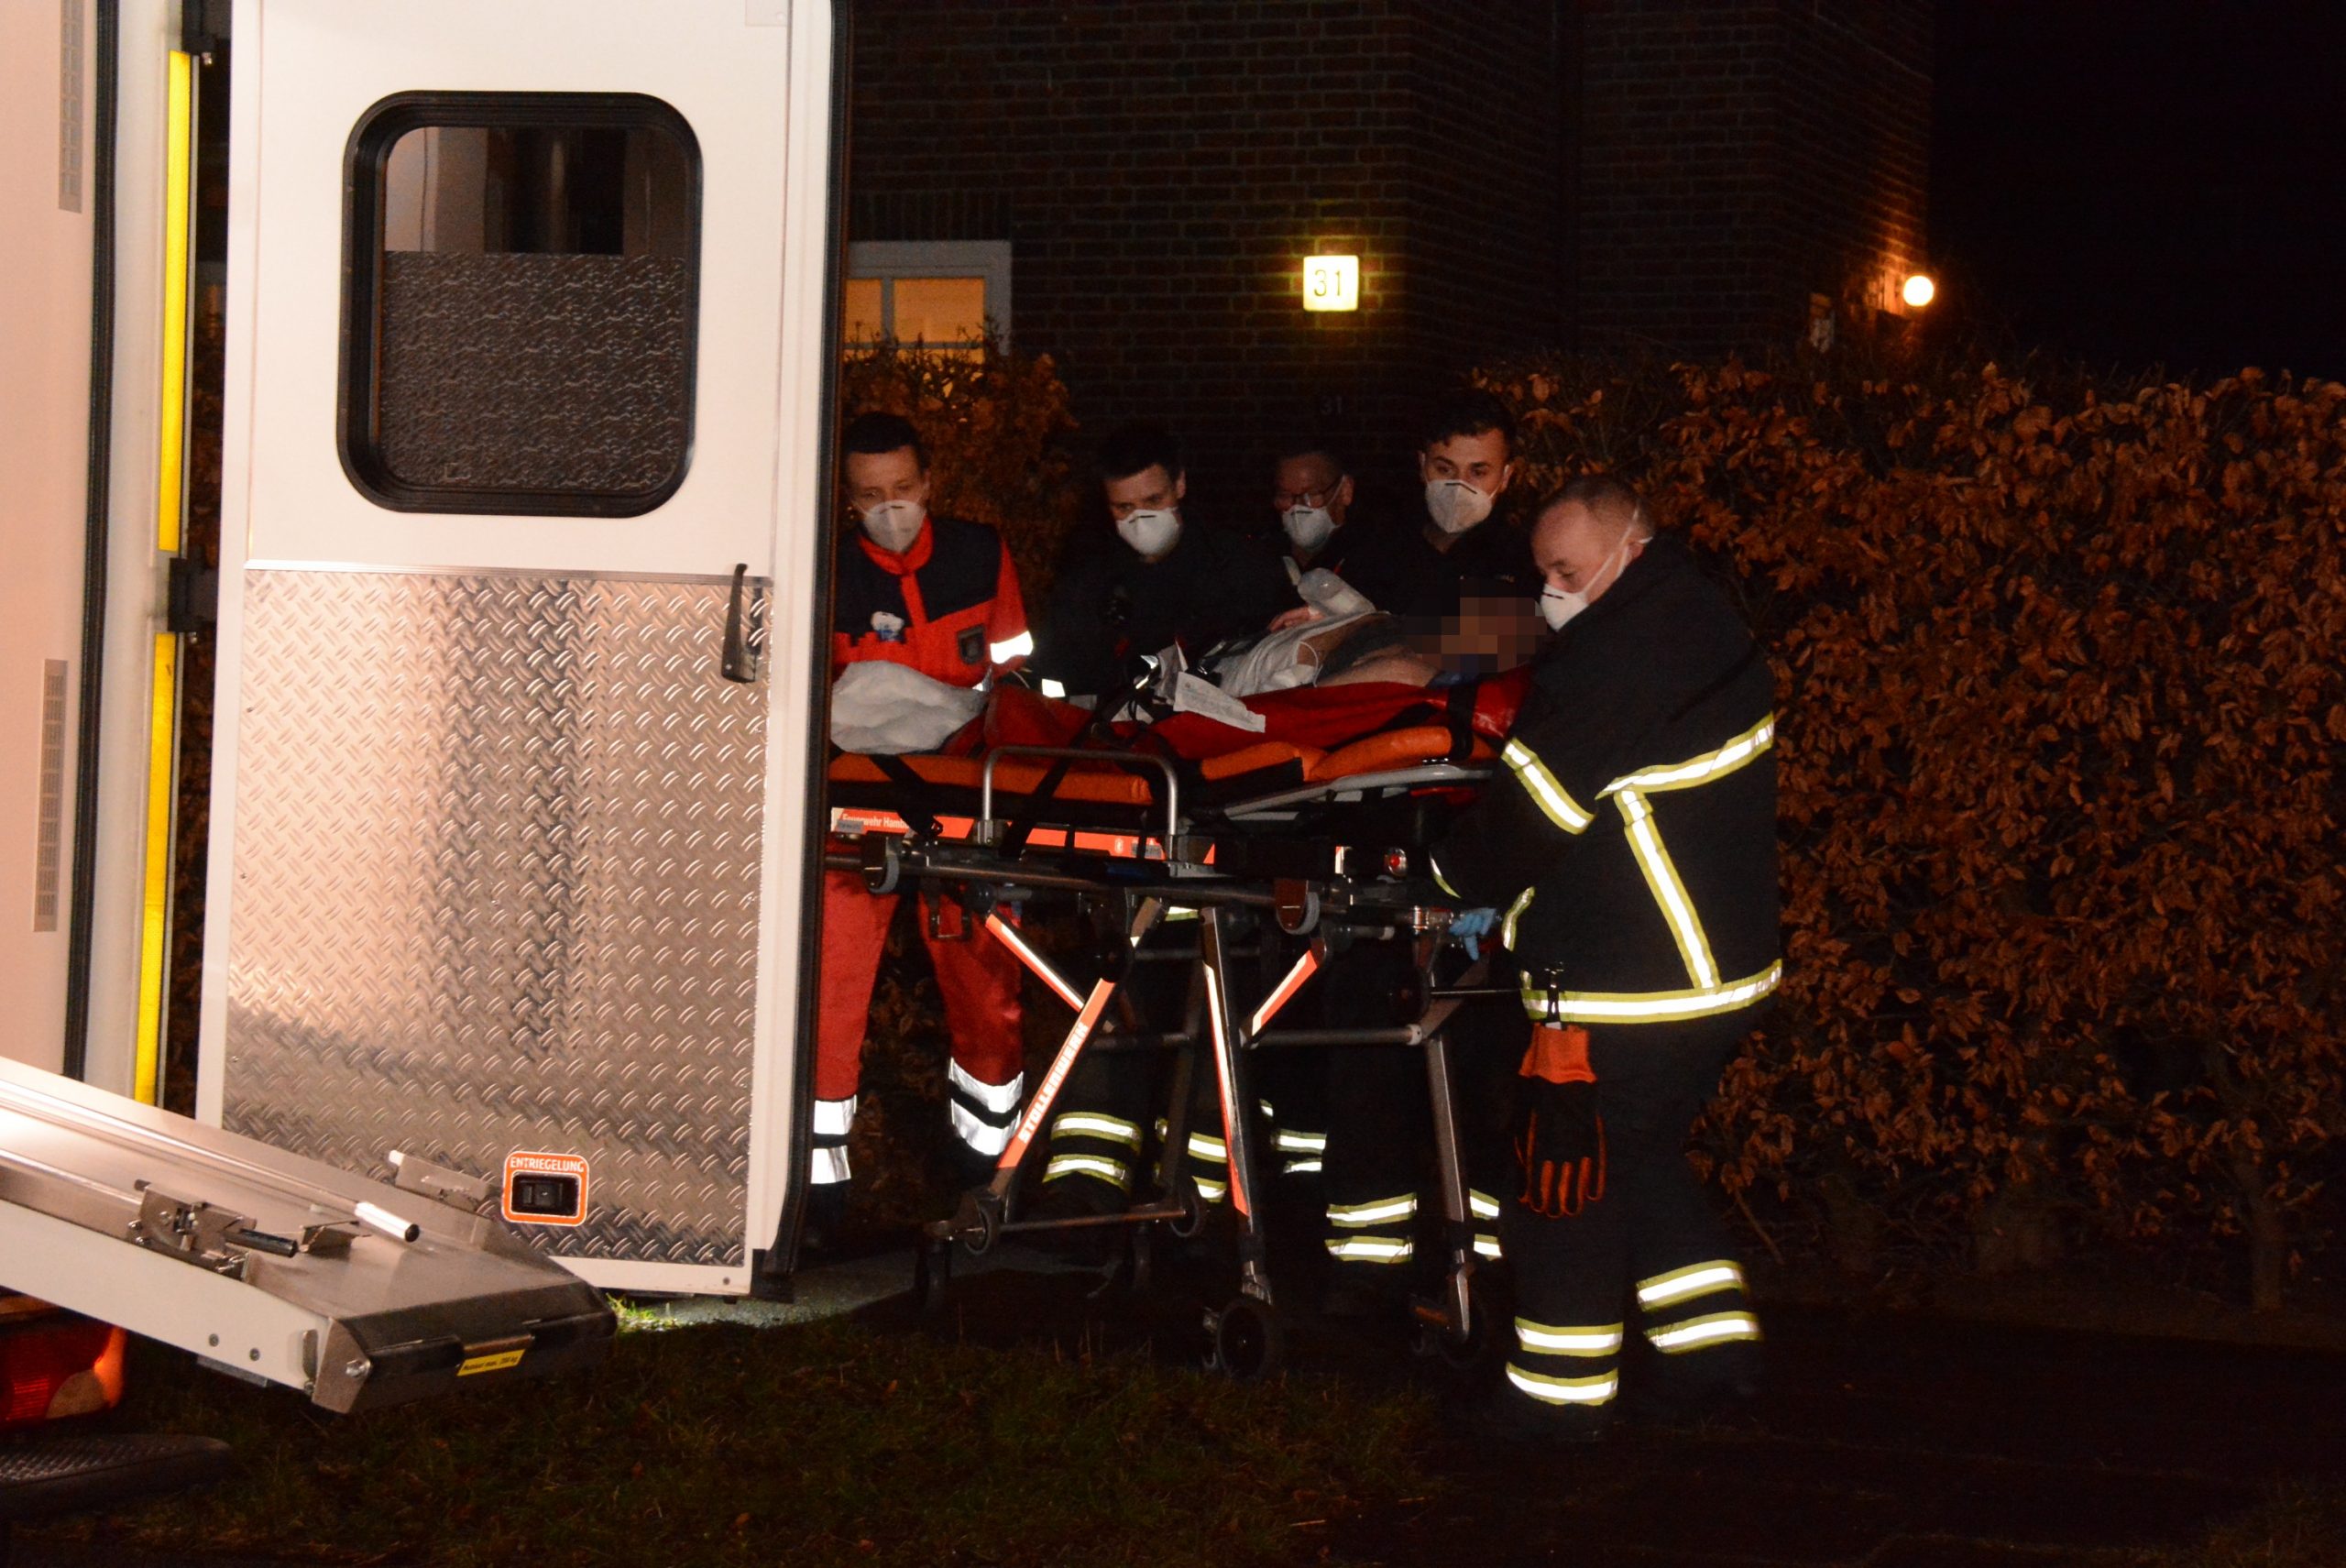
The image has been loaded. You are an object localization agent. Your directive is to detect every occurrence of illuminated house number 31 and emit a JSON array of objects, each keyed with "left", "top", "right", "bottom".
[{"left": 1302, "top": 255, "right": 1360, "bottom": 313}]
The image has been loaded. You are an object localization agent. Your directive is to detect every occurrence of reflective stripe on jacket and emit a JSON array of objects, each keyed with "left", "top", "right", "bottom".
[{"left": 1430, "top": 535, "right": 1779, "bottom": 1026}]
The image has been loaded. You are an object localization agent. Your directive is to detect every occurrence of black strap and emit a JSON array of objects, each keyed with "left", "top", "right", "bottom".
[
  {"left": 869, "top": 752, "right": 945, "bottom": 840},
  {"left": 1442, "top": 679, "right": 1478, "bottom": 762},
  {"left": 1001, "top": 657, "right": 1168, "bottom": 855}
]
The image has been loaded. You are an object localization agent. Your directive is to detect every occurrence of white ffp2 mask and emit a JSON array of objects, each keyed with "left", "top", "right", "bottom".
[
  {"left": 1282, "top": 504, "right": 1336, "bottom": 554},
  {"left": 1425, "top": 478, "right": 1496, "bottom": 535},
  {"left": 1117, "top": 508, "right": 1182, "bottom": 558},
  {"left": 1538, "top": 532, "right": 1636, "bottom": 630},
  {"left": 860, "top": 499, "right": 926, "bottom": 553}
]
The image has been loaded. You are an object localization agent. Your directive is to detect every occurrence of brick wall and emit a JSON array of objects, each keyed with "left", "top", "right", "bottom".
[
  {"left": 848, "top": 0, "right": 1565, "bottom": 521},
  {"left": 1573, "top": 0, "right": 1930, "bottom": 355},
  {"left": 848, "top": 1, "right": 1930, "bottom": 510}
]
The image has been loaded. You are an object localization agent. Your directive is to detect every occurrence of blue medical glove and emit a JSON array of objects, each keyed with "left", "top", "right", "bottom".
[{"left": 1448, "top": 906, "right": 1498, "bottom": 960}]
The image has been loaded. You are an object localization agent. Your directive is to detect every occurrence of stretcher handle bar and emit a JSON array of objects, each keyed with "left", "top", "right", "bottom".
[
  {"left": 980, "top": 746, "right": 1180, "bottom": 847},
  {"left": 828, "top": 852, "right": 1278, "bottom": 908},
  {"left": 995, "top": 1199, "right": 1189, "bottom": 1234},
  {"left": 1219, "top": 763, "right": 1496, "bottom": 818},
  {"left": 1081, "top": 1030, "right": 1198, "bottom": 1054},
  {"left": 1252, "top": 1026, "right": 1431, "bottom": 1048},
  {"left": 824, "top": 846, "right": 1454, "bottom": 935}
]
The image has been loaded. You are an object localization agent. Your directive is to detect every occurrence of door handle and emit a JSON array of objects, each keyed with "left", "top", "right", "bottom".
[{"left": 722, "top": 563, "right": 764, "bottom": 684}]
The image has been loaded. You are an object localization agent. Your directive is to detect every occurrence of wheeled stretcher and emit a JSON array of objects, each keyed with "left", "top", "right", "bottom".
[{"left": 824, "top": 692, "right": 1523, "bottom": 1376}]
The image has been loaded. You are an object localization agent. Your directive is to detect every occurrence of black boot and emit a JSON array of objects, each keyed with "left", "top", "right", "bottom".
[{"left": 1442, "top": 1377, "right": 1612, "bottom": 1447}]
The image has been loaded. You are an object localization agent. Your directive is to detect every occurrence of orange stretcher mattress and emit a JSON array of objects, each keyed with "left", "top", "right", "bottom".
[{"left": 828, "top": 752, "right": 1162, "bottom": 808}]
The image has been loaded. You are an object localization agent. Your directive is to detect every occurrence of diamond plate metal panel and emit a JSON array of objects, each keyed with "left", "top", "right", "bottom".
[{"left": 221, "top": 569, "right": 765, "bottom": 1266}]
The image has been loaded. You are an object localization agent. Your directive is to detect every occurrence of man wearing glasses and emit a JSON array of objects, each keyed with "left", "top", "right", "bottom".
[{"left": 1270, "top": 433, "right": 1363, "bottom": 578}]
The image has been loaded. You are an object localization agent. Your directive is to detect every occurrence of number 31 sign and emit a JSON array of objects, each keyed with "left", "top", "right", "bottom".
[{"left": 1302, "top": 254, "right": 1360, "bottom": 313}]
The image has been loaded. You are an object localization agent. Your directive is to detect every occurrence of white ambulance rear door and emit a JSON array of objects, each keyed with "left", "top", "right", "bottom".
[{"left": 202, "top": 0, "right": 839, "bottom": 1294}]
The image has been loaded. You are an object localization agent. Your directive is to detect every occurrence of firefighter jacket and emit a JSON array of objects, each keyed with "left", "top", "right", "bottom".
[
  {"left": 1030, "top": 520, "right": 1290, "bottom": 698},
  {"left": 1429, "top": 534, "right": 1780, "bottom": 1032},
  {"left": 1336, "top": 510, "right": 1538, "bottom": 623},
  {"left": 832, "top": 514, "right": 1031, "bottom": 685}
]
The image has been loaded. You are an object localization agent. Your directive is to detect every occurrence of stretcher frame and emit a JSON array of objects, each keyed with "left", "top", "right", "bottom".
[{"left": 826, "top": 742, "right": 1507, "bottom": 1376}]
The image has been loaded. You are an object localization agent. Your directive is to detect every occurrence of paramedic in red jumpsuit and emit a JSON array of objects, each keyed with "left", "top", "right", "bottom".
[{"left": 812, "top": 411, "right": 1035, "bottom": 1237}]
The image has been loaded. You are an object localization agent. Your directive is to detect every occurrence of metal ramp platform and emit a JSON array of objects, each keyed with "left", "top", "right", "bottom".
[{"left": 0, "top": 1056, "right": 612, "bottom": 1413}]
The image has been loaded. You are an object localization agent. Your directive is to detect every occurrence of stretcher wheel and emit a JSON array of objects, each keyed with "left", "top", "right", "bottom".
[
  {"left": 959, "top": 1195, "right": 1005, "bottom": 1257},
  {"left": 1413, "top": 1272, "right": 1506, "bottom": 1372},
  {"left": 1437, "top": 1274, "right": 1506, "bottom": 1371},
  {"left": 1167, "top": 1179, "right": 1208, "bottom": 1240},
  {"left": 1206, "top": 1297, "right": 1285, "bottom": 1381}
]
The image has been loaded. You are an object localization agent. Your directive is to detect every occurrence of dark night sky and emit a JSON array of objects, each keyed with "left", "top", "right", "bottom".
[{"left": 1931, "top": 1, "right": 2346, "bottom": 379}]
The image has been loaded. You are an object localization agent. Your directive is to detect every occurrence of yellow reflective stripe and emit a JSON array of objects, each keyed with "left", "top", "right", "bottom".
[
  {"left": 1637, "top": 1260, "right": 1745, "bottom": 1308},
  {"left": 1502, "top": 739, "right": 1593, "bottom": 833},
  {"left": 1647, "top": 1311, "right": 1761, "bottom": 1353},
  {"left": 1284, "top": 1157, "right": 1324, "bottom": 1175},
  {"left": 1514, "top": 1320, "right": 1625, "bottom": 1356},
  {"left": 1186, "top": 1131, "right": 1228, "bottom": 1163},
  {"left": 1468, "top": 1190, "right": 1500, "bottom": 1221},
  {"left": 1044, "top": 1154, "right": 1131, "bottom": 1190},
  {"left": 1053, "top": 1113, "right": 1142, "bottom": 1148},
  {"left": 1325, "top": 1236, "right": 1413, "bottom": 1263},
  {"left": 1276, "top": 1128, "right": 1327, "bottom": 1154},
  {"left": 1474, "top": 1234, "right": 1502, "bottom": 1259},
  {"left": 1616, "top": 790, "right": 1718, "bottom": 989},
  {"left": 1521, "top": 961, "right": 1781, "bottom": 1025},
  {"left": 1604, "top": 714, "right": 1774, "bottom": 797},
  {"left": 1431, "top": 856, "right": 1461, "bottom": 899},
  {"left": 1507, "top": 1365, "right": 1617, "bottom": 1406},
  {"left": 1500, "top": 886, "right": 1533, "bottom": 950},
  {"left": 1327, "top": 1196, "right": 1418, "bottom": 1228},
  {"left": 1193, "top": 1177, "right": 1229, "bottom": 1202}
]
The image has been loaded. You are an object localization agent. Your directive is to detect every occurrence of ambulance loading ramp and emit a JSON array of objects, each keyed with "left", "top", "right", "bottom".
[{"left": 0, "top": 1055, "right": 613, "bottom": 1413}]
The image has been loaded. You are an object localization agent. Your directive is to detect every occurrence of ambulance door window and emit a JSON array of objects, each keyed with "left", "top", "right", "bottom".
[{"left": 340, "top": 94, "right": 701, "bottom": 516}]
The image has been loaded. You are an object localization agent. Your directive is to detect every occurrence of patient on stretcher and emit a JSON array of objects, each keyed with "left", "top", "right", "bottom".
[
  {"left": 828, "top": 572, "right": 1542, "bottom": 773},
  {"left": 1200, "top": 583, "right": 1546, "bottom": 696}
]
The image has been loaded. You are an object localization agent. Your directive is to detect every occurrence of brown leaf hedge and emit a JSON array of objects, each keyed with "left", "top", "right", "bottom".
[
  {"left": 1488, "top": 357, "right": 2345, "bottom": 1289},
  {"left": 836, "top": 342, "right": 2345, "bottom": 1290}
]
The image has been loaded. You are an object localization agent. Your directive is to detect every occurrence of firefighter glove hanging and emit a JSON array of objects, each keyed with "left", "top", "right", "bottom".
[{"left": 1515, "top": 1023, "right": 1606, "bottom": 1217}]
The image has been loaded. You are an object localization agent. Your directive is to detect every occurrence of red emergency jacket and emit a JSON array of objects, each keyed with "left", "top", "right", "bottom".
[{"left": 832, "top": 515, "right": 1030, "bottom": 686}]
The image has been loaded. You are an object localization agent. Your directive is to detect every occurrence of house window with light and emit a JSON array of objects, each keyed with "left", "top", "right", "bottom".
[{"left": 843, "top": 240, "right": 1011, "bottom": 356}]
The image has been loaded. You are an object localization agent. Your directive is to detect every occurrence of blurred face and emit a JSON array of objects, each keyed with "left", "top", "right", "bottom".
[
  {"left": 844, "top": 445, "right": 930, "bottom": 515},
  {"left": 1103, "top": 463, "right": 1186, "bottom": 521},
  {"left": 1533, "top": 499, "right": 1646, "bottom": 604},
  {"left": 1422, "top": 592, "right": 1547, "bottom": 674},
  {"left": 1272, "top": 454, "right": 1354, "bottom": 528},
  {"left": 1418, "top": 428, "right": 1513, "bottom": 497}
]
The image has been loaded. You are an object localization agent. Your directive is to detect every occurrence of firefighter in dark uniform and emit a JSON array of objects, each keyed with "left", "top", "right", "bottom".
[
  {"left": 1430, "top": 474, "right": 1779, "bottom": 1439},
  {"left": 813, "top": 411, "right": 1035, "bottom": 1236},
  {"left": 1025, "top": 423, "right": 1288, "bottom": 1221},
  {"left": 1027, "top": 422, "right": 1290, "bottom": 701},
  {"left": 1310, "top": 396, "right": 1539, "bottom": 1313},
  {"left": 1332, "top": 390, "right": 1536, "bottom": 621}
]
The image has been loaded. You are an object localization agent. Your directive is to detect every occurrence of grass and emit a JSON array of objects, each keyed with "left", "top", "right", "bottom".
[
  {"left": 56, "top": 1313, "right": 1431, "bottom": 1568},
  {"left": 2151, "top": 1486, "right": 2346, "bottom": 1568}
]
